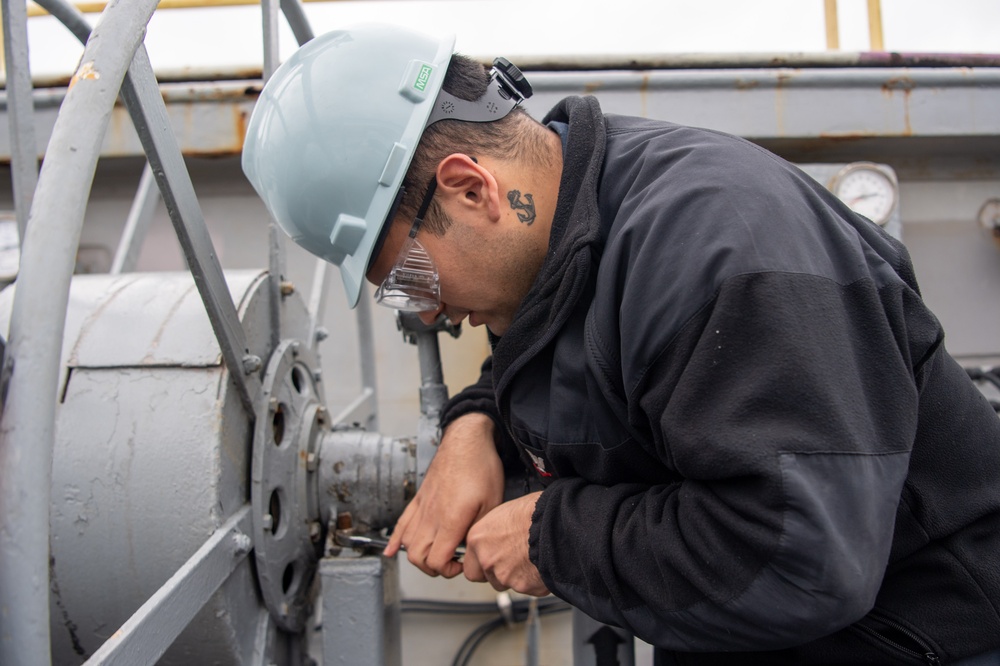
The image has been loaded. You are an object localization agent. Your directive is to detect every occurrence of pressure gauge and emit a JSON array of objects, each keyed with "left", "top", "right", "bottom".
[
  {"left": 830, "top": 162, "right": 898, "bottom": 226},
  {"left": 978, "top": 198, "right": 1000, "bottom": 236}
]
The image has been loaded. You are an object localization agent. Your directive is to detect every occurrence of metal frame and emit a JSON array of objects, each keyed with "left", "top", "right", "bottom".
[
  {"left": 1, "top": 0, "right": 38, "bottom": 241},
  {"left": 0, "top": 1, "right": 387, "bottom": 664}
]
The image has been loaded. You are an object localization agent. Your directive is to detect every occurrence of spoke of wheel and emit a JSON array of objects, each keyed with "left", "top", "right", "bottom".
[
  {"left": 82, "top": 506, "right": 254, "bottom": 666},
  {"left": 262, "top": 0, "right": 285, "bottom": 351},
  {"left": 35, "top": 0, "right": 262, "bottom": 415},
  {"left": 110, "top": 161, "right": 160, "bottom": 274},
  {"left": 280, "top": 0, "right": 313, "bottom": 45},
  {"left": 121, "top": 46, "right": 262, "bottom": 415},
  {"left": 1, "top": 0, "right": 39, "bottom": 241},
  {"left": 0, "top": 4, "right": 160, "bottom": 664}
]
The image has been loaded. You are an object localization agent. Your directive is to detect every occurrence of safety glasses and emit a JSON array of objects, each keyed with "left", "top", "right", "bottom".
[{"left": 374, "top": 178, "right": 440, "bottom": 312}]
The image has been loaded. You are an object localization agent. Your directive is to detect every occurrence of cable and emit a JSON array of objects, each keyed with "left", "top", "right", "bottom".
[
  {"left": 452, "top": 616, "right": 506, "bottom": 666},
  {"left": 401, "top": 596, "right": 571, "bottom": 666}
]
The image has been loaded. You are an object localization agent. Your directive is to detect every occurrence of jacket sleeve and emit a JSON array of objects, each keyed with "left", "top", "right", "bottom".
[
  {"left": 528, "top": 266, "right": 935, "bottom": 651},
  {"left": 440, "top": 355, "right": 523, "bottom": 475}
]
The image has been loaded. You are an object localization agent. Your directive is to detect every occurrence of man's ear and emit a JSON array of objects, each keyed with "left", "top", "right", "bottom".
[{"left": 436, "top": 154, "right": 502, "bottom": 221}]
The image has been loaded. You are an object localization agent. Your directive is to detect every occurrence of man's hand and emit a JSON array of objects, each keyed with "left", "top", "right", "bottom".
[
  {"left": 463, "top": 491, "right": 549, "bottom": 596},
  {"left": 384, "top": 412, "right": 504, "bottom": 578}
]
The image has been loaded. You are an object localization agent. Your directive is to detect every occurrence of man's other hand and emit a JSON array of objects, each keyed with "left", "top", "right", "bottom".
[{"left": 463, "top": 491, "right": 549, "bottom": 596}]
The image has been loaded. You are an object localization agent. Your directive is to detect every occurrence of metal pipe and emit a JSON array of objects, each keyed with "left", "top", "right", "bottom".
[
  {"left": 867, "top": 0, "right": 885, "bottom": 51},
  {"left": 0, "top": 3, "right": 159, "bottom": 664},
  {"left": 1, "top": 0, "right": 39, "bottom": 241},
  {"left": 824, "top": 0, "right": 839, "bottom": 51},
  {"left": 354, "top": 289, "right": 379, "bottom": 432}
]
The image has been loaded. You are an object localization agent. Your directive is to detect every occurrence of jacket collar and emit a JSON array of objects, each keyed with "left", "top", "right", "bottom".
[{"left": 491, "top": 95, "right": 608, "bottom": 397}]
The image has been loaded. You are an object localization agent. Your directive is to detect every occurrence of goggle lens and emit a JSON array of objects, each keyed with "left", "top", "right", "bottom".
[{"left": 374, "top": 236, "right": 440, "bottom": 312}]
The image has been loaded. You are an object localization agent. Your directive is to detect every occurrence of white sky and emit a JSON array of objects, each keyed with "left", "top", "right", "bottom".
[{"left": 24, "top": 0, "right": 1000, "bottom": 81}]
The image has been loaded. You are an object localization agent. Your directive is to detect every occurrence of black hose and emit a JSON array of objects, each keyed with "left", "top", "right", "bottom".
[{"left": 401, "top": 597, "right": 572, "bottom": 666}]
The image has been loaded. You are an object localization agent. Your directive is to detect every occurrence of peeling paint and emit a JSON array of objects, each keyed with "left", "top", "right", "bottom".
[{"left": 68, "top": 61, "right": 100, "bottom": 91}]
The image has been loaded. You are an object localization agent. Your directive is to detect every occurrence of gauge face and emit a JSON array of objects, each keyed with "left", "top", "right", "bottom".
[
  {"left": 978, "top": 198, "right": 1000, "bottom": 234},
  {"left": 830, "top": 163, "right": 898, "bottom": 226}
]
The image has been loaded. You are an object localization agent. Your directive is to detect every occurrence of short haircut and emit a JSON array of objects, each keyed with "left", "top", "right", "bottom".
[{"left": 397, "top": 54, "right": 552, "bottom": 235}]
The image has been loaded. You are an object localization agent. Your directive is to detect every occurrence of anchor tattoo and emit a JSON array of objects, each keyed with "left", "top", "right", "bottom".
[{"left": 507, "top": 190, "right": 536, "bottom": 226}]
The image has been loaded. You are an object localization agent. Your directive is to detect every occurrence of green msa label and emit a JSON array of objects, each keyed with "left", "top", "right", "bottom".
[{"left": 413, "top": 64, "right": 433, "bottom": 92}]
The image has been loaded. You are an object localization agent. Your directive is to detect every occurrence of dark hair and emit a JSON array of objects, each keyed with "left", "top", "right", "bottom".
[{"left": 397, "top": 54, "right": 552, "bottom": 235}]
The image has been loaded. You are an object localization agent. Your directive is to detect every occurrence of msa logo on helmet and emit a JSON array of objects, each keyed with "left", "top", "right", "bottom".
[{"left": 413, "top": 64, "right": 434, "bottom": 92}]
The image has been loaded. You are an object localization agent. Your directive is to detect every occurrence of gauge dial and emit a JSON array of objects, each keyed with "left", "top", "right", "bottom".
[
  {"left": 830, "top": 162, "right": 898, "bottom": 226},
  {"left": 977, "top": 198, "right": 1000, "bottom": 235}
]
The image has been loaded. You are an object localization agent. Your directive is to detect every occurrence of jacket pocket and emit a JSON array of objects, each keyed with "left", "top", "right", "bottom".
[{"left": 852, "top": 608, "right": 940, "bottom": 665}]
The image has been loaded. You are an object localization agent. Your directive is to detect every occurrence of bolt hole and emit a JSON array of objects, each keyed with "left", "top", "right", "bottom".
[
  {"left": 272, "top": 404, "right": 285, "bottom": 446},
  {"left": 291, "top": 367, "right": 306, "bottom": 394},
  {"left": 282, "top": 562, "right": 296, "bottom": 594},
  {"left": 268, "top": 490, "right": 282, "bottom": 534}
]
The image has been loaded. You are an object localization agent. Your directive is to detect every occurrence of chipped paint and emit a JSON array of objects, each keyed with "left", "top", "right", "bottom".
[{"left": 69, "top": 62, "right": 100, "bottom": 91}]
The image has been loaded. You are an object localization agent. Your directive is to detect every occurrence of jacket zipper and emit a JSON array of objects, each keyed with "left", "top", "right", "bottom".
[{"left": 855, "top": 612, "right": 940, "bottom": 665}]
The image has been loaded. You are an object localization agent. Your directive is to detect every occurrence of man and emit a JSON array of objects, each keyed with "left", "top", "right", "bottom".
[{"left": 243, "top": 23, "right": 1000, "bottom": 664}]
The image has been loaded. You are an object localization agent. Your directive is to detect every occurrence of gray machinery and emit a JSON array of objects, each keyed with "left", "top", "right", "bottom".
[
  {"left": 1, "top": 2, "right": 999, "bottom": 666},
  {"left": 0, "top": 1, "right": 429, "bottom": 664}
]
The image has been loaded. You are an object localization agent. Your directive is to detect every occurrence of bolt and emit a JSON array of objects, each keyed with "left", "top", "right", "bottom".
[
  {"left": 309, "top": 521, "right": 322, "bottom": 542},
  {"left": 262, "top": 514, "right": 274, "bottom": 531},
  {"left": 290, "top": 341, "right": 300, "bottom": 357},
  {"left": 269, "top": 397, "right": 278, "bottom": 412},
  {"left": 306, "top": 452, "right": 318, "bottom": 472},
  {"left": 313, "top": 369, "right": 323, "bottom": 383},
  {"left": 232, "top": 532, "right": 252, "bottom": 555},
  {"left": 242, "top": 354, "right": 262, "bottom": 374},
  {"left": 280, "top": 281, "right": 295, "bottom": 296},
  {"left": 315, "top": 327, "right": 330, "bottom": 342}
]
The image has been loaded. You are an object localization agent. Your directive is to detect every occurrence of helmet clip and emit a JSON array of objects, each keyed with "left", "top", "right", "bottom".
[{"left": 424, "top": 57, "right": 533, "bottom": 127}]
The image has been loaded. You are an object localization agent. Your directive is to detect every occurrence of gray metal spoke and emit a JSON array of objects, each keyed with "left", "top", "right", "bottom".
[
  {"left": 1, "top": 0, "right": 39, "bottom": 241},
  {"left": 38, "top": 0, "right": 262, "bottom": 416},
  {"left": 0, "top": 4, "right": 159, "bottom": 664},
  {"left": 83, "top": 506, "right": 254, "bottom": 666},
  {"left": 280, "top": 0, "right": 313, "bottom": 45},
  {"left": 110, "top": 161, "right": 159, "bottom": 273},
  {"left": 354, "top": 291, "right": 379, "bottom": 431},
  {"left": 307, "top": 257, "right": 329, "bottom": 349},
  {"left": 262, "top": 0, "right": 280, "bottom": 81},
  {"left": 119, "top": 47, "right": 262, "bottom": 415},
  {"left": 262, "top": 0, "right": 286, "bottom": 351}
]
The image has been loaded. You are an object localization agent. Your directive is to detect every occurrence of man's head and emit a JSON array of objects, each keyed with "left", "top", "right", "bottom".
[
  {"left": 365, "top": 54, "right": 563, "bottom": 334},
  {"left": 242, "top": 23, "right": 551, "bottom": 334}
]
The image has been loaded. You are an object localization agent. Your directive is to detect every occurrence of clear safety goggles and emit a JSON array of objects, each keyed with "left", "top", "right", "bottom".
[{"left": 374, "top": 178, "right": 441, "bottom": 312}]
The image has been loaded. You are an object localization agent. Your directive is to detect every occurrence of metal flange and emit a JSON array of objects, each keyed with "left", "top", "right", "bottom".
[{"left": 251, "top": 338, "right": 325, "bottom": 632}]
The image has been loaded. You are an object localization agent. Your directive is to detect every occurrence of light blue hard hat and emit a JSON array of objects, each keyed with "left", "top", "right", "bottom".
[{"left": 241, "top": 23, "right": 456, "bottom": 307}]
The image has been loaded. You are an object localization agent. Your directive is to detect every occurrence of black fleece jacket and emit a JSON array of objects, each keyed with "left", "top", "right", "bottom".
[{"left": 441, "top": 96, "right": 1000, "bottom": 663}]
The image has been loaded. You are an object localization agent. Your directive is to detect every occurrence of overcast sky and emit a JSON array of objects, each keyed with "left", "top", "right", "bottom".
[{"left": 24, "top": 0, "right": 1000, "bottom": 81}]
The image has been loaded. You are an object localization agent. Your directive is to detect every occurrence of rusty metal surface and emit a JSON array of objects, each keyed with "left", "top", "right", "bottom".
[{"left": 2, "top": 65, "right": 998, "bottom": 173}]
